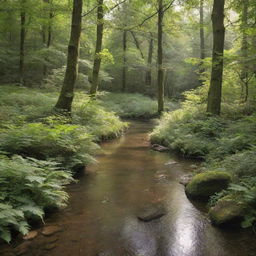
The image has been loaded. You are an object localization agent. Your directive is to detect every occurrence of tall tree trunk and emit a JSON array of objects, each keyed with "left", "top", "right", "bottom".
[
  {"left": 89, "top": 0, "right": 104, "bottom": 96},
  {"left": 199, "top": 0, "right": 205, "bottom": 85},
  {"left": 157, "top": 0, "right": 164, "bottom": 114},
  {"left": 19, "top": 0, "right": 26, "bottom": 85},
  {"left": 122, "top": 29, "right": 127, "bottom": 92},
  {"left": 145, "top": 33, "right": 154, "bottom": 88},
  {"left": 43, "top": 0, "right": 53, "bottom": 76},
  {"left": 241, "top": 0, "right": 249, "bottom": 102},
  {"left": 206, "top": 0, "right": 225, "bottom": 115},
  {"left": 55, "top": 0, "right": 83, "bottom": 112},
  {"left": 253, "top": 15, "right": 256, "bottom": 77}
]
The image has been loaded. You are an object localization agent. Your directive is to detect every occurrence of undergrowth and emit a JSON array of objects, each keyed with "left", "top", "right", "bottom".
[
  {"left": 0, "top": 155, "right": 73, "bottom": 243},
  {"left": 0, "top": 84, "right": 131, "bottom": 242},
  {"left": 97, "top": 92, "right": 159, "bottom": 118},
  {"left": 151, "top": 89, "right": 256, "bottom": 228}
]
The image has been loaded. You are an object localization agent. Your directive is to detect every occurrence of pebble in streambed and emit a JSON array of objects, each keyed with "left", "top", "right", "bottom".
[
  {"left": 11, "top": 225, "right": 63, "bottom": 256},
  {"left": 137, "top": 204, "right": 167, "bottom": 222}
]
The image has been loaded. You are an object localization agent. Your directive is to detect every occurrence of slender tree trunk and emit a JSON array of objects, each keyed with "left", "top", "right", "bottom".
[
  {"left": 206, "top": 0, "right": 225, "bottom": 115},
  {"left": 254, "top": 15, "right": 256, "bottom": 77},
  {"left": 122, "top": 29, "right": 127, "bottom": 92},
  {"left": 89, "top": 0, "right": 104, "bottom": 96},
  {"left": 241, "top": 0, "right": 249, "bottom": 102},
  {"left": 130, "top": 31, "right": 144, "bottom": 59},
  {"left": 47, "top": 10, "right": 53, "bottom": 48},
  {"left": 145, "top": 33, "right": 154, "bottom": 87},
  {"left": 55, "top": 0, "right": 83, "bottom": 112},
  {"left": 199, "top": 0, "right": 205, "bottom": 85},
  {"left": 43, "top": 0, "right": 53, "bottom": 76},
  {"left": 157, "top": 0, "right": 164, "bottom": 114},
  {"left": 19, "top": 0, "right": 26, "bottom": 85}
]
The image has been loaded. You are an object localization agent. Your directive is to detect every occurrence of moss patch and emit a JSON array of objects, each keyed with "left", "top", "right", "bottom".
[
  {"left": 209, "top": 196, "right": 246, "bottom": 226},
  {"left": 185, "top": 171, "right": 232, "bottom": 199}
]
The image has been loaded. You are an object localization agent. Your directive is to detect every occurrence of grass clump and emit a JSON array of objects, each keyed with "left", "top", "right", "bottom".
[
  {"left": 0, "top": 155, "right": 73, "bottom": 243},
  {"left": 97, "top": 92, "right": 158, "bottom": 118}
]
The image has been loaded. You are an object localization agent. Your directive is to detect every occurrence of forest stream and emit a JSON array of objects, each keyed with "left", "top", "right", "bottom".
[{"left": 1, "top": 121, "right": 256, "bottom": 256}]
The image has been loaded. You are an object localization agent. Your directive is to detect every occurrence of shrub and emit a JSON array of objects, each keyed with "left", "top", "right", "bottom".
[
  {"left": 0, "top": 85, "right": 57, "bottom": 125},
  {"left": 150, "top": 108, "right": 224, "bottom": 158},
  {"left": 97, "top": 92, "right": 158, "bottom": 118},
  {"left": 0, "top": 122, "right": 98, "bottom": 170},
  {"left": 208, "top": 116, "right": 256, "bottom": 160},
  {"left": 209, "top": 149, "right": 256, "bottom": 178},
  {"left": 0, "top": 155, "right": 73, "bottom": 242},
  {"left": 73, "top": 97, "right": 128, "bottom": 141}
]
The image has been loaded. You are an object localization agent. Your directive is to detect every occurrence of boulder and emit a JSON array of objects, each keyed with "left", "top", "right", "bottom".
[
  {"left": 209, "top": 197, "right": 246, "bottom": 226},
  {"left": 185, "top": 171, "right": 232, "bottom": 199},
  {"left": 137, "top": 204, "right": 167, "bottom": 222}
]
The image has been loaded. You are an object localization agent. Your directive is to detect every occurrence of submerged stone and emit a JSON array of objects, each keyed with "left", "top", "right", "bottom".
[
  {"left": 209, "top": 197, "right": 246, "bottom": 226},
  {"left": 41, "top": 226, "right": 63, "bottom": 236},
  {"left": 165, "top": 160, "right": 178, "bottom": 165},
  {"left": 15, "top": 241, "right": 32, "bottom": 256},
  {"left": 151, "top": 144, "right": 169, "bottom": 152},
  {"left": 23, "top": 231, "right": 38, "bottom": 241},
  {"left": 137, "top": 205, "right": 167, "bottom": 222},
  {"left": 185, "top": 171, "right": 232, "bottom": 199},
  {"left": 44, "top": 243, "right": 57, "bottom": 251}
]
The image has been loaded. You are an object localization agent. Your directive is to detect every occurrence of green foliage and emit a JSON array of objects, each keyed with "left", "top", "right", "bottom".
[
  {"left": 150, "top": 106, "right": 224, "bottom": 158},
  {"left": 43, "top": 66, "right": 90, "bottom": 90},
  {"left": 215, "top": 149, "right": 256, "bottom": 178},
  {"left": 152, "top": 92, "right": 256, "bottom": 227},
  {"left": 0, "top": 85, "right": 57, "bottom": 125},
  {"left": 0, "top": 85, "right": 129, "bottom": 242},
  {"left": 0, "top": 122, "right": 98, "bottom": 170},
  {"left": 0, "top": 155, "right": 73, "bottom": 242},
  {"left": 97, "top": 92, "right": 158, "bottom": 119},
  {"left": 209, "top": 178, "right": 256, "bottom": 228},
  {"left": 74, "top": 97, "right": 127, "bottom": 141}
]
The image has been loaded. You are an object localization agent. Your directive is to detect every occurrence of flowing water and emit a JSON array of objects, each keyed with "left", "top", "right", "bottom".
[{"left": 1, "top": 121, "right": 256, "bottom": 256}]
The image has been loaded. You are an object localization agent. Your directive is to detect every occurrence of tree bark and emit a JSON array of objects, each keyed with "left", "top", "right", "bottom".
[
  {"left": 89, "top": 0, "right": 104, "bottom": 96},
  {"left": 122, "top": 29, "right": 127, "bottom": 92},
  {"left": 55, "top": 0, "right": 83, "bottom": 112},
  {"left": 145, "top": 33, "right": 154, "bottom": 87},
  {"left": 207, "top": 0, "right": 225, "bottom": 115},
  {"left": 43, "top": 0, "right": 53, "bottom": 76},
  {"left": 157, "top": 0, "right": 164, "bottom": 114},
  {"left": 199, "top": 0, "right": 205, "bottom": 85},
  {"left": 241, "top": 0, "right": 249, "bottom": 102},
  {"left": 19, "top": 0, "right": 26, "bottom": 85}
]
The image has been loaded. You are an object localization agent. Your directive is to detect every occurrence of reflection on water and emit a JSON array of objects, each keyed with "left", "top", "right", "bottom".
[{"left": 1, "top": 121, "right": 255, "bottom": 256}]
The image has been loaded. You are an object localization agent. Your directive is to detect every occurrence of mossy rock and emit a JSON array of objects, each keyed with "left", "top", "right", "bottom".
[
  {"left": 185, "top": 171, "right": 232, "bottom": 199},
  {"left": 209, "top": 196, "right": 246, "bottom": 226}
]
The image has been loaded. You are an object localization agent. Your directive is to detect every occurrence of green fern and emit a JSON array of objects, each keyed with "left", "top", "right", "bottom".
[{"left": 0, "top": 155, "right": 73, "bottom": 242}]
